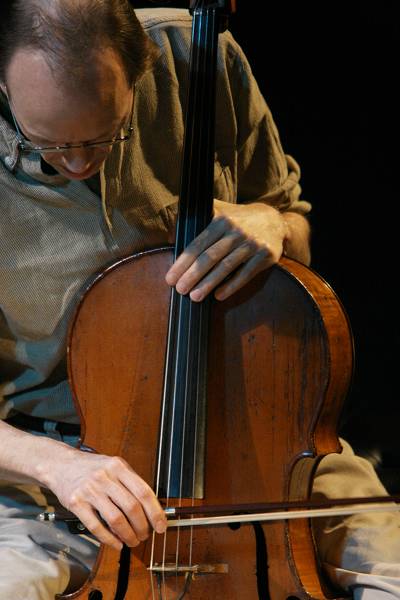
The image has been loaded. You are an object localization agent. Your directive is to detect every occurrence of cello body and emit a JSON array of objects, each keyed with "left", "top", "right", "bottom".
[{"left": 63, "top": 248, "right": 353, "bottom": 600}]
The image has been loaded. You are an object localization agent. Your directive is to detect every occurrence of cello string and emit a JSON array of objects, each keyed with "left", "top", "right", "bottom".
[
  {"left": 171, "top": 3, "right": 208, "bottom": 575},
  {"left": 163, "top": 291, "right": 182, "bottom": 577},
  {"left": 169, "top": 194, "right": 195, "bottom": 574},
  {"left": 193, "top": 6, "right": 212, "bottom": 567},
  {"left": 152, "top": 286, "right": 185, "bottom": 586},
  {"left": 188, "top": 5, "right": 218, "bottom": 569},
  {"left": 181, "top": 5, "right": 218, "bottom": 572},
  {"left": 175, "top": 287, "right": 191, "bottom": 570},
  {"left": 152, "top": 272, "right": 183, "bottom": 579},
  {"left": 150, "top": 286, "right": 179, "bottom": 585},
  {"left": 186, "top": 6, "right": 206, "bottom": 571},
  {"left": 174, "top": 230, "right": 198, "bottom": 570},
  {"left": 149, "top": 533, "right": 157, "bottom": 600},
  {"left": 188, "top": 9, "right": 202, "bottom": 566},
  {"left": 162, "top": 524, "right": 169, "bottom": 595},
  {"left": 149, "top": 530, "right": 156, "bottom": 598},
  {"left": 157, "top": 2, "right": 219, "bottom": 585}
]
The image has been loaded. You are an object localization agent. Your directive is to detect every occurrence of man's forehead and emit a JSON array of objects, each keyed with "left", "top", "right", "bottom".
[
  {"left": 6, "top": 46, "right": 128, "bottom": 102},
  {"left": 4, "top": 46, "right": 132, "bottom": 144},
  {"left": 6, "top": 49, "right": 57, "bottom": 95}
]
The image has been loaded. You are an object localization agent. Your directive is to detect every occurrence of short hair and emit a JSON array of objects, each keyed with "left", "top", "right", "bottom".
[{"left": 0, "top": 0, "right": 159, "bottom": 88}]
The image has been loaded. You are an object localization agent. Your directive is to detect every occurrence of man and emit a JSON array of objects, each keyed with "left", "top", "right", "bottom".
[{"left": 0, "top": 1, "right": 398, "bottom": 599}]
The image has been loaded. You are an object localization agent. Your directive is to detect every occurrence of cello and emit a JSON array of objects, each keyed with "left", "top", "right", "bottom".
[{"left": 62, "top": 1, "right": 354, "bottom": 598}]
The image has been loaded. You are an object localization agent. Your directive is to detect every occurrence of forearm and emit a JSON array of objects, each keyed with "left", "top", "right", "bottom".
[
  {"left": 282, "top": 211, "right": 311, "bottom": 266},
  {"left": 0, "top": 420, "right": 74, "bottom": 487},
  {"left": 0, "top": 420, "right": 167, "bottom": 548}
]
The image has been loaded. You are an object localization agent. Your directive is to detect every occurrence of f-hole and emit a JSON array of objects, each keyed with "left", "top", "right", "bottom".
[{"left": 252, "top": 521, "right": 270, "bottom": 599}]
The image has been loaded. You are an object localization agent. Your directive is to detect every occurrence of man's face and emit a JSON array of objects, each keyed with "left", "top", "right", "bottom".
[{"left": 2, "top": 47, "right": 133, "bottom": 180}]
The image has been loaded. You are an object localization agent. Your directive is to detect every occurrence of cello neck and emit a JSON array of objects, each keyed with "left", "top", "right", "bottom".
[
  {"left": 175, "top": 0, "right": 234, "bottom": 256},
  {"left": 156, "top": 2, "right": 232, "bottom": 500}
]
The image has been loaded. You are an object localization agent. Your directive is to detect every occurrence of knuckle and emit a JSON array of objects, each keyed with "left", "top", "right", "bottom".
[
  {"left": 221, "top": 254, "right": 237, "bottom": 270},
  {"left": 108, "top": 512, "right": 125, "bottom": 528},
  {"left": 244, "top": 238, "right": 258, "bottom": 253},
  {"left": 254, "top": 242, "right": 270, "bottom": 260},
  {"left": 231, "top": 226, "right": 246, "bottom": 241},
  {"left": 135, "top": 482, "right": 153, "bottom": 504},
  {"left": 125, "top": 498, "right": 141, "bottom": 516},
  {"left": 109, "top": 456, "right": 126, "bottom": 470},
  {"left": 89, "top": 521, "right": 104, "bottom": 536},
  {"left": 236, "top": 231, "right": 247, "bottom": 244},
  {"left": 92, "top": 468, "right": 108, "bottom": 483},
  {"left": 182, "top": 238, "right": 202, "bottom": 258},
  {"left": 214, "top": 214, "right": 233, "bottom": 230},
  {"left": 68, "top": 493, "right": 84, "bottom": 511},
  {"left": 203, "top": 246, "right": 220, "bottom": 263},
  {"left": 213, "top": 214, "right": 227, "bottom": 226},
  {"left": 93, "top": 456, "right": 126, "bottom": 480}
]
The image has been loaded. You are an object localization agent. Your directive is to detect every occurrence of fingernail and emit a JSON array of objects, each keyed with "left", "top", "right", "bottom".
[
  {"left": 190, "top": 289, "right": 203, "bottom": 302},
  {"left": 176, "top": 283, "right": 188, "bottom": 295}
]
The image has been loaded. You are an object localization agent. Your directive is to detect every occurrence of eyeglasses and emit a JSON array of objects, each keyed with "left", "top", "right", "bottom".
[{"left": 7, "top": 92, "right": 134, "bottom": 155}]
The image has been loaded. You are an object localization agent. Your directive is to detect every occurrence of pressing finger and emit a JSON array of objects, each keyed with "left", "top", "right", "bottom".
[
  {"left": 214, "top": 251, "right": 272, "bottom": 301},
  {"left": 174, "top": 231, "right": 246, "bottom": 295},
  {"left": 166, "top": 216, "right": 230, "bottom": 286},
  {"left": 187, "top": 242, "right": 256, "bottom": 301}
]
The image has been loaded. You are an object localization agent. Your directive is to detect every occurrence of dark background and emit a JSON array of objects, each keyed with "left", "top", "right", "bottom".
[
  {"left": 135, "top": 1, "right": 399, "bottom": 488},
  {"left": 227, "top": 3, "right": 399, "bottom": 467}
]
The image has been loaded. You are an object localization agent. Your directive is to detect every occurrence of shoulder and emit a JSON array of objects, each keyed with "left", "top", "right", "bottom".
[
  {"left": 136, "top": 8, "right": 192, "bottom": 73},
  {"left": 135, "top": 7, "right": 192, "bottom": 36},
  {"left": 136, "top": 7, "right": 244, "bottom": 68}
]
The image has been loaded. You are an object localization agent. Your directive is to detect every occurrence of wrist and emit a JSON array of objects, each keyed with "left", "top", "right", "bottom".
[
  {"left": 0, "top": 421, "right": 77, "bottom": 488},
  {"left": 281, "top": 211, "right": 311, "bottom": 265},
  {"left": 34, "top": 437, "right": 77, "bottom": 489}
]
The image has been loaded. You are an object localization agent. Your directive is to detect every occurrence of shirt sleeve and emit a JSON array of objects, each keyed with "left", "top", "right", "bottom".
[{"left": 220, "top": 32, "right": 311, "bottom": 216}]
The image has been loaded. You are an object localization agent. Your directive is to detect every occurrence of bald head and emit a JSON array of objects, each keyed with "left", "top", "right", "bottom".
[
  {"left": 6, "top": 45, "right": 131, "bottom": 129},
  {"left": 0, "top": 0, "right": 158, "bottom": 88}
]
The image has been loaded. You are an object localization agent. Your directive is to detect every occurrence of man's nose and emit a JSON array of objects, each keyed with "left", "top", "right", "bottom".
[{"left": 61, "top": 148, "right": 95, "bottom": 174}]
